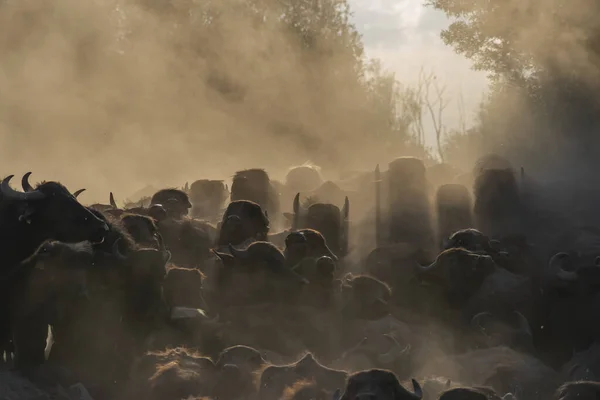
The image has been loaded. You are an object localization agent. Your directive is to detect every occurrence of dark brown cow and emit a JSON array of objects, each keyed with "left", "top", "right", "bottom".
[
  {"left": 163, "top": 266, "right": 207, "bottom": 310},
  {"left": 473, "top": 163, "right": 522, "bottom": 239},
  {"left": 10, "top": 241, "right": 93, "bottom": 370},
  {"left": 126, "top": 347, "right": 217, "bottom": 400},
  {"left": 121, "top": 213, "right": 161, "bottom": 248},
  {"left": 386, "top": 157, "right": 433, "bottom": 248},
  {"left": 151, "top": 188, "right": 192, "bottom": 220},
  {"left": 555, "top": 381, "right": 600, "bottom": 400},
  {"left": 258, "top": 353, "right": 347, "bottom": 400},
  {"left": 0, "top": 174, "right": 109, "bottom": 268},
  {"left": 340, "top": 274, "right": 392, "bottom": 321},
  {"left": 284, "top": 229, "right": 338, "bottom": 268},
  {"left": 436, "top": 184, "right": 473, "bottom": 249},
  {"left": 287, "top": 194, "right": 350, "bottom": 259},
  {"left": 157, "top": 217, "right": 215, "bottom": 268},
  {"left": 211, "top": 241, "right": 308, "bottom": 308},
  {"left": 231, "top": 168, "right": 280, "bottom": 226},
  {"left": 338, "top": 369, "right": 422, "bottom": 400},
  {"left": 189, "top": 179, "right": 228, "bottom": 220},
  {"left": 0, "top": 173, "right": 109, "bottom": 366},
  {"left": 417, "top": 248, "right": 532, "bottom": 325},
  {"left": 438, "top": 386, "right": 502, "bottom": 400},
  {"left": 217, "top": 200, "right": 269, "bottom": 247}
]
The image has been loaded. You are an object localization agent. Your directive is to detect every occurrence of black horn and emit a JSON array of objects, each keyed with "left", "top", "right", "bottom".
[
  {"left": 471, "top": 311, "right": 493, "bottom": 335},
  {"left": 112, "top": 239, "right": 127, "bottom": 261},
  {"left": 21, "top": 172, "right": 34, "bottom": 192},
  {"left": 1, "top": 175, "right": 46, "bottom": 201},
  {"left": 109, "top": 192, "right": 117, "bottom": 209},
  {"left": 292, "top": 192, "right": 300, "bottom": 231},
  {"left": 229, "top": 244, "right": 249, "bottom": 259},
  {"left": 411, "top": 379, "right": 423, "bottom": 399},
  {"left": 514, "top": 311, "right": 533, "bottom": 337},
  {"left": 73, "top": 189, "right": 86, "bottom": 198},
  {"left": 549, "top": 252, "right": 578, "bottom": 281}
]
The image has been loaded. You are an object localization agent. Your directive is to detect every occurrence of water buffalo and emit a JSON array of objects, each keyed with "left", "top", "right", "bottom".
[
  {"left": 473, "top": 166, "right": 522, "bottom": 239},
  {"left": 0, "top": 173, "right": 109, "bottom": 268},
  {"left": 286, "top": 194, "right": 350, "bottom": 259},
  {"left": 211, "top": 241, "right": 308, "bottom": 308},
  {"left": 231, "top": 168, "right": 280, "bottom": 227},
  {"left": 282, "top": 381, "right": 331, "bottom": 400},
  {"left": 150, "top": 188, "right": 192, "bottom": 220},
  {"left": 217, "top": 200, "right": 270, "bottom": 247},
  {"left": 421, "top": 346, "right": 559, "bottom": 400},
  {"left": 386, "top": 157, "right": 433, "bottom": 248},
  {"left": 337, "top": 369, "right": 422, "bottom": 400},
  {"left": 9, "top": 240, "right": 93, "bottom": 369},
  {"left": 126, "top": 347, "right": 217, "bottom": 400},
  {"left": 163, "top": 266, "right": 207, "bottom": 310},
  {"left": 339, "top": 274, "right": 392, "bottom": 321},
  {"left": 258, "top": 353, "right": 347, "bottom": 400},
  {"left": 436, "top": 184, "right": 473, "bottom": 249},
  {"left": 121, "top": 213, "right": 161, "bottom": 248},
  {"left": 157, "top": 217, "right": 214, "bottom": 269},
  {"left": 213, "top": 345, "right": 268, "bottom": 399},
  {"left": 555, "top": 381, "right": 600, "bottom": 400},
  {"left": 416, "top": 247, "right": 530, "bottom": 317},
  {"left": 283, "top": 229, "right": 338, "bottom": 268},
  {"left": 189, "top": 179, "right": 228, "bottom": 221},
  {"left": 438, "top": 386, "right": 503, "bottom": 400}
]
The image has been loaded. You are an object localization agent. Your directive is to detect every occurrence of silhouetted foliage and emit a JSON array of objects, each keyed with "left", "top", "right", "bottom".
[{"left": 431, "top": 0, "right": 600, "bottom": 175}]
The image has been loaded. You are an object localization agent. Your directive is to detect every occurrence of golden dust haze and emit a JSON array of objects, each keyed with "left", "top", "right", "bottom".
[{"left": 0, "top": 0, "right": 398, "bottom": 202}]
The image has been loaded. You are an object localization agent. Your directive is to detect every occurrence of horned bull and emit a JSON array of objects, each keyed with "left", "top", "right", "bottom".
[{"left": 289, "top": 193, "right": 350, "bottom": 258}]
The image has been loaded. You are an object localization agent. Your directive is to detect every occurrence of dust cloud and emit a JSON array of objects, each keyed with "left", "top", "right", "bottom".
[
  {"left": 0, "top": 0, "right": 398, "bottom": 203},
  {"left": 444, "top": 0, "right": 600, "bottom": 179}
]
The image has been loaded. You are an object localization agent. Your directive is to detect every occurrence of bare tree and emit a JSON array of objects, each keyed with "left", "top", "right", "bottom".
[{"left": 419, "top": 67, "right": 450, "bottom": 161}]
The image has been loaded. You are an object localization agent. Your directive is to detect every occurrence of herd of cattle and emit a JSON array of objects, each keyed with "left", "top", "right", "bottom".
[{"left": 1, "top": 155, "right": 599, "bottom": 400}]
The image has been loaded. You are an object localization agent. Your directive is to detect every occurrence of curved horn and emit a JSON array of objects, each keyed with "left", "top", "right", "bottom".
[
  {"left": 228, "top": 244, "right": 249, "bottom": 259},
  {"left": 416, "top": 259, "right": 438, "bottom": 274},
  {"left": 514, "top": 311, "right": 533, "bottom": 337},
  {"left": 471, "top": 311, "right": 493, "bottom": 335},
  {"left": 548, "top": 252, "right": 578, "bottom": 281},
  {"left": 109, "top": 192, "right": 117, "bottom": 208},
  {"left": 112, "top": 239, "right": 127, "bottom": 261},
  {"left": 411, "top": 379, "right": 423, "bottom": 400},
  {"left": 157, "top": 232, "right": 166, "bottom": 252},
  {"left": 292, "top": 192, "right": 301, "bottom": 231},
  {"left": 293, "top": 193, "right": 300, "bottom": 214},
  {"left": 1, "top": 175, "right": 46, "bottom": 201},
  {"left": 21, "top": 172, "right": 34, "bottom": 192},
  {"left": 377, "top": 334, "right": 410, "bottom": 364},
  {"left": 73, "top": 189, "right": 86, "bottom": 198}
]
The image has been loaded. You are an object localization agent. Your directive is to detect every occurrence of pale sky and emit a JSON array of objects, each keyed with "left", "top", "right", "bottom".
[{"left": 347, "top": 0, "right": 489, "bottom": 148}]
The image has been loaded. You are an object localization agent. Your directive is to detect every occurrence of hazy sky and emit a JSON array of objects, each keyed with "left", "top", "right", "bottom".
[{"left": 347, "top": 0, "right": 489, "bottom": 148}]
